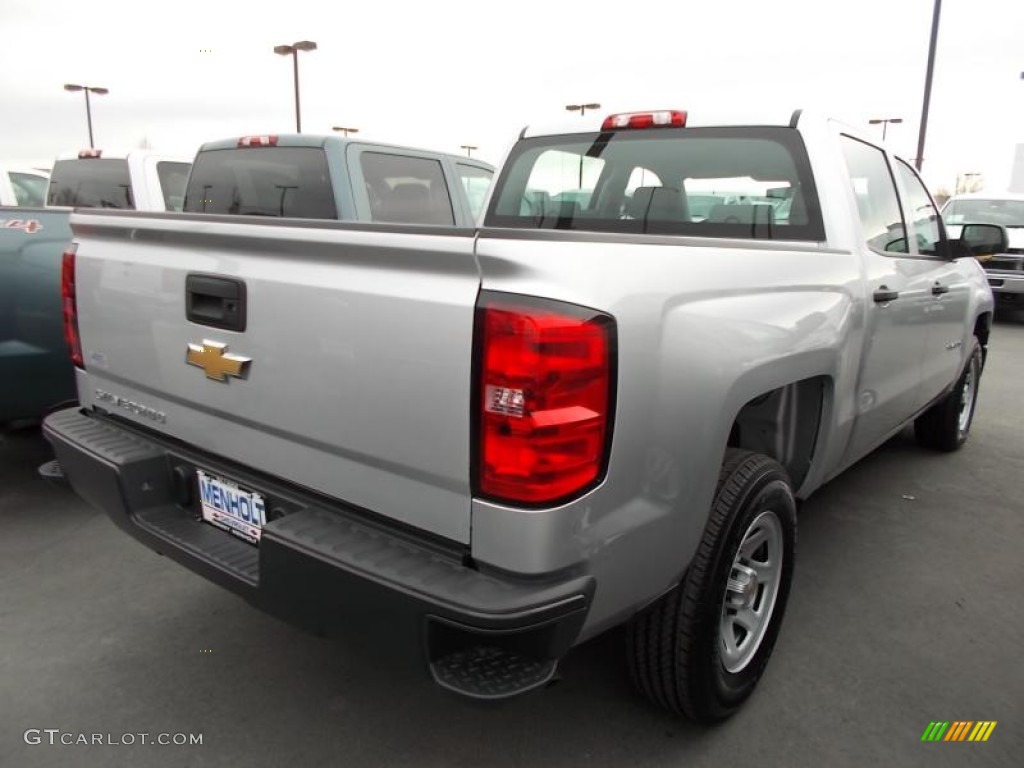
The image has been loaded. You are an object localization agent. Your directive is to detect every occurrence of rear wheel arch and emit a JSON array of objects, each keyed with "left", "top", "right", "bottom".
[
  {"left": 973, "top": 312, "right": 991, "bottom": 367},
  {"left": 726, "top": 375, "right": 830, "bottom": 491}
]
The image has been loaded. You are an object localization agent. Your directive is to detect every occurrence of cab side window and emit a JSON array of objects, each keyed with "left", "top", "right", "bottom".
[
  {"left": 894, "top": 160, "right": 943, "bottom": 256},
  {"left": 840, "top": 136, "right": 908, "bottom": 254}
]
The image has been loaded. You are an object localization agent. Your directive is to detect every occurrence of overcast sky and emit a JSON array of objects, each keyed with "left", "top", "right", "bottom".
[{"left": 1, "top": 0, "right": 1021, "bottom": 191}]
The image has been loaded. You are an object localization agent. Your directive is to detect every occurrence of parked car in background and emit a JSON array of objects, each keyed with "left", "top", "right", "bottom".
[
  {"left": 181, "top": 134, "right": 493, "bottom": 225},
  {"left": 47, "top": 149, "right": 191, "bottom": 212},
  {"left": 0, "top": 167, "right": 49, "bottom": 207},
  {"left": 0, "top": 149, "right": 191, "bottom": 426},
  {"left": 942, "top": 192, "right": 1024, "bottom": 310}
]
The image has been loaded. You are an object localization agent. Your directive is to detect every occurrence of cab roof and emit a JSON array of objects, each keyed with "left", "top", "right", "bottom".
[
  {"left": 519, "top": 108, "right": 807, "bottom": 139},
  {"left": 53, "top": 149, "right": 191, "bottom": 163},
  {"left": 197, "top": 134, "right": 495, "bottom": 170}
]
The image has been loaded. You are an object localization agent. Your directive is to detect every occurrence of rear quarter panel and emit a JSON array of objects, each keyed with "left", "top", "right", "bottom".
[{"left": 472, "top": 231, "right": 865, "bottom": 637}]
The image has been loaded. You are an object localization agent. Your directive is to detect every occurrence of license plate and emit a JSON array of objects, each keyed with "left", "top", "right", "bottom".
[{"left": 197, "top": 470, "right": 266, "bottom": 545}]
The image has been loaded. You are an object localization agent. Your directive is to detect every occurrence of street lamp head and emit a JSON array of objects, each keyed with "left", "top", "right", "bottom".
[
  {"left": 64, "top": 84, "right": 84, "bottom": 92},
  {"left": 583, "top": 102, "right": 601, "bottom": 110},
  {"left": 566, "top": 102, "right": 602, "bottom": 114},
  {"left": 273, "top": 44, "right": 294, "bottom": 55},
  {"left": 332, "top": 126, "right": 359, "bottom": 135},
  {"left": 292, "top": 40, "right": 317, "bottom": 51},
  {"left": 88, "top": 87, "right": 109, "bottom": 95}
]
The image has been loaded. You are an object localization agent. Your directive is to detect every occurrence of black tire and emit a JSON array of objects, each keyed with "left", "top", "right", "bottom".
[
  {"left": 626, "top": 449, "right": 797, "bottom": 722},
  {"left": 914, "top": 337, "right": 983, "bottom": 452}
]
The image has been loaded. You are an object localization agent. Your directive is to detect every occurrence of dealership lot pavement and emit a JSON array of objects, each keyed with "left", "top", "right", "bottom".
[{"left": 2, "top": 319, "right": 1022, "bottom": 768}]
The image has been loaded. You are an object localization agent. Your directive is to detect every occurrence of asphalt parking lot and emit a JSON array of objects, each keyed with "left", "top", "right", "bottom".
[{"left": 2, "top": 319, "right": 1022, "bottom": 768}]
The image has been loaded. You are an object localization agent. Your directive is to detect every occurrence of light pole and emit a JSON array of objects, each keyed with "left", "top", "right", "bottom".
[
  {"left": 332, "top": 125, "right": 359, "bottom": 137},
  {"left": 460, "top": 144, "right": 477, "bottom": 157},
  {"left": 565, "top": 103, "right": 600, "bottom": 187},
  {"left": 914, "top": 0, "right": 942, "bottom": 170},
  {"left": 64, "top": 84, "right": 108, "bottom": 149},
  {"left": 869, "top": 117, "right": 903, "bottom": 141},
  {"left": 273, "top": 40, "right": 317, "bottom": 133},
  {"left": 566, "top": 102, "right": 601, "bottom": 117}
]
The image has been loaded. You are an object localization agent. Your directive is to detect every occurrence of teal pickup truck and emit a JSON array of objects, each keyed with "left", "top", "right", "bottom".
[
  {"left": 1, "top": 149, "right": 190, "bottom": 426},
  {"left": 0, "top": 208, "right": 77, "bottom": 424}
]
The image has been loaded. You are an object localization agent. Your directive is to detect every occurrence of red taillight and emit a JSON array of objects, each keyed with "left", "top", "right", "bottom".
[
  {"left": 476, "top": 294, "right": 615, "bottom": 505},
  {"left": 61, "top": 245, "right": 83, "bottom": 368},
  {"left": 601, "top": 110, "right": 687, "bottom": 131},
  {"left": 237, "top": 135, "right": 279, "bottom": 147}
]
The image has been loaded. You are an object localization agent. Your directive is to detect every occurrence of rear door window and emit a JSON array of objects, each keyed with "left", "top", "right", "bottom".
[
  {"left": 455, "top": 163, "right": 493, "bottom": 219},
  {"left": 157, "top": 161, "right": 191, "bottom": 212},
  {"left": 47, "top": 159, "right": 134, "bottom": 209},
  {"left": 182, "top": 147, "right": 337, "bottom": 219},
  {"left": 360, "top": 153, "right": 455, "bottom": 225},
  {"left": 10, "top": 172, "right": 48, "bottom": 207},
  {"left": 839, "top": 136, "right": 909, "bottom": 254},
  {"left": 486, "top": 127, "right": 824, "bottom": 240}
]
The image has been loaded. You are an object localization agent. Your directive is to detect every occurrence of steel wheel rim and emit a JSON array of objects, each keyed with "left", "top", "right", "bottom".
[
  {"left": 958, "top": 362, "right": 976, "bottom": 436},
  {"left": 720, "top": 509, "right": 784, "bottom": 674}
]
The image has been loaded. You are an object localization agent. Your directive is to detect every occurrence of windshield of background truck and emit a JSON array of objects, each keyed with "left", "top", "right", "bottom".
[
  {"left": 46, "top": 159, "right": 134, "bottom": 208},
  {"left": 943, "top": 198, "right": 1024, "bottom": 227},
  {"left": 486, "top": 126, "right": 824, "bottom": 240},
  {"left": 182, "top": 147, "right": 337, "bottom": 218}
]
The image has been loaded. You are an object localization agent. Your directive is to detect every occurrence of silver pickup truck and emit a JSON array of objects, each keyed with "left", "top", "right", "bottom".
[{"left": 43, "top": 109, "right": 1006, "bottom": 722}]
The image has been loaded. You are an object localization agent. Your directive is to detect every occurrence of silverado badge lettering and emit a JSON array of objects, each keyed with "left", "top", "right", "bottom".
[
  {"left": 186, "top": 341, "right": 251, "bottom": 382},
  {"left": 95, "top": 389, "right": 167, "bottom": 424}
]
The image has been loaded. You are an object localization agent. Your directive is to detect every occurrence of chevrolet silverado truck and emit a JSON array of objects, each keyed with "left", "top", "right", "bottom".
[
  {"left": 43, "top": 109, "right": 1006, "bottom": 721},
  {"left": 1, "top": 150, "right": 189, "bottom": 425},
  {"left": 942, "top": 192, "right": 1024, "bottom": 310},
  {"left": 181, "top": 134, "right": 494, "bottom": 224}
]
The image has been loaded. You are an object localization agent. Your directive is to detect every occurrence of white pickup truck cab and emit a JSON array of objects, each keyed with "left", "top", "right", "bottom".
[
  {"left": 44, "top": 108, "right": 1007, "bottom": 722},
  {"left": 46, "top": 149, "right": 191, "bottom": 211}
]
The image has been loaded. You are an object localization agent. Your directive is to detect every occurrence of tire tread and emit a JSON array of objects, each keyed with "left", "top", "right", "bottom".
[{"left": 627, "top": 448, "right": 788, "bottom": 721}]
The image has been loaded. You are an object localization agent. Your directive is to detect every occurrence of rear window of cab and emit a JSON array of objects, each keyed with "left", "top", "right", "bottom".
[
  {"left": 485, "top": 126, "right": 825, "bottom": 241},
  {"left": 182, "top": 147, "right": 337, "bottom": 219},
  {"left": 46, "top": 159, "right": 134, "bottom": 209}
]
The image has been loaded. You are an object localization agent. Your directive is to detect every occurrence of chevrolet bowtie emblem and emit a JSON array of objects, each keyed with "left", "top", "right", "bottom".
[{"left": 186, "top": 341, "right": 251, "bottom": 382}]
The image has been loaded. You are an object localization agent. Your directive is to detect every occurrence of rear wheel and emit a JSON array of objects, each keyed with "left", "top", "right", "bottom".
[
  {"left": 914, "top": 337, "right": 983, "bottom": 452},
  {"left": 626, "top": 449, "right": 797, "bottom": 722}
]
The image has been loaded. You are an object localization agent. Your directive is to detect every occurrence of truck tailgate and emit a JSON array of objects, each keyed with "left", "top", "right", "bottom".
[{"left": 71, "top": 213, "right": 479, "bottom": 543}]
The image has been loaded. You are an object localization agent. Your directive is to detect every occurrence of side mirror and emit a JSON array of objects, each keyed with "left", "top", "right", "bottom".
[{"left": 957, "top": 223, "right": 1009, "bottom": 260}]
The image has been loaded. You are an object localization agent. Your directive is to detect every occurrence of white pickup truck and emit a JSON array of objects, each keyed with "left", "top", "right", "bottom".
[
  {"left": 44, "top": 108, "right": 1006, "bottom": 722},
  {"left": 942, "top": 192, "right": 1024, "bottom": 311},
  {"left": 46, "top": 148, "right": 191, "bottom": 211}
]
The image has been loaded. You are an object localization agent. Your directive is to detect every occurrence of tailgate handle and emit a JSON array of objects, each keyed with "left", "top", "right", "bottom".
[{"left": 186, "top": 275, "right": 247, "bottom": 332}]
